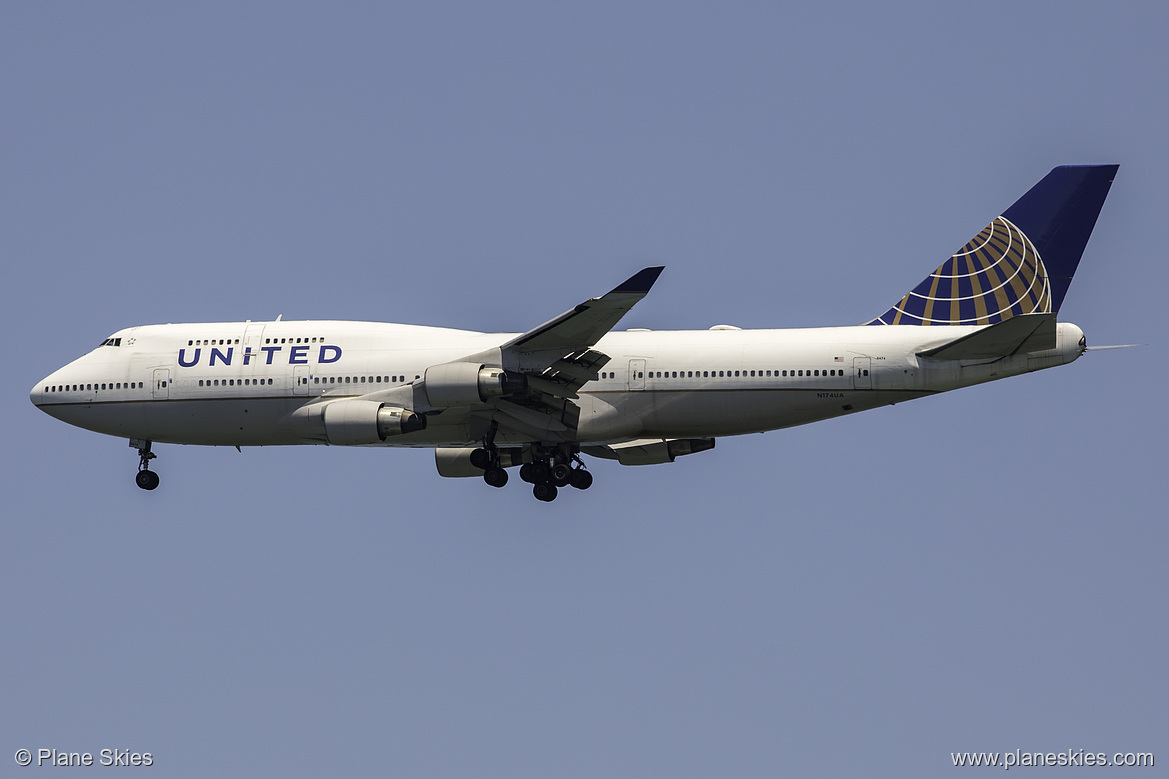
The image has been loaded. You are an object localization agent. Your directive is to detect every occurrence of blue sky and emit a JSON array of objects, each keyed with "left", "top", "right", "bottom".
[{"left": 3, "top": 3, "right": 1165, "bottom": 776}]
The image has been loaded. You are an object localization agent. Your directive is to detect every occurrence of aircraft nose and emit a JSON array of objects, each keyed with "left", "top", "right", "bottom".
[{"left": 31, "top": 370, "right": 62, "bottom": 409}]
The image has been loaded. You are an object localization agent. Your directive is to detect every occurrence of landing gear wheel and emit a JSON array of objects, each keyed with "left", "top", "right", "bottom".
[
  {"left": 483, "top": 466, "right": 509, "bottom": 488},
  {"left": 131, "top": 439, "right": 159, "bottom": 490},
  {"left": 519, "top": 463, "right": 536, "bottom": 483},
  {"left": 528, "top": 462, "right": 549, "bottom": 483},
  {"left": 469, "top": 448, "right": 492, "bottom": 470},
  {"left": 533, "top": 482, "right": 558, "bottom": 502},
  {"left": 550, "top": 462, "right": 573, "bottom": 487},
  {"left": 135, "top": 470, "right": 160, "bottom": 491},
  {"left": 569, "top": 469, "right": 593, "bottom": 490}
]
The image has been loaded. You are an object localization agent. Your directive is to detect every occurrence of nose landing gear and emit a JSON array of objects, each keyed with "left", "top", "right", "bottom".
[{"left": 131, "top": 439, "right": 159, "bottom": 490}]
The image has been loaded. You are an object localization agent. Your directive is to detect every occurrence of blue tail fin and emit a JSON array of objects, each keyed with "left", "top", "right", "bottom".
[{"left": 868, "top": 165, "right": 1118, "bottom": 326}]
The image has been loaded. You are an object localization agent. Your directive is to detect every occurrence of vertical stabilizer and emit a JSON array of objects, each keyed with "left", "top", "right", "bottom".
[{"left": 869, "top": 165, "right": 1117, "bottom": 325}]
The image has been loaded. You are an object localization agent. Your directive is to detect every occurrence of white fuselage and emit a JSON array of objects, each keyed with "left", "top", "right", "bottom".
[{"left": 31, "top": 319, "right": 1086, "bottom": 449}]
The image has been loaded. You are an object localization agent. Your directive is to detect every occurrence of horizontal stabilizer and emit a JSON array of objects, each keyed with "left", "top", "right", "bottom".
[{"left": 918, "top": 313, "right": 1055, "bottom": 360}]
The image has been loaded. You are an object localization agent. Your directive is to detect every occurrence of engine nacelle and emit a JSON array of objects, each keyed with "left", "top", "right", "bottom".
[
  {"left": 322, "top": 399, "right": 426, "bottom": 445},
  {"left": 423, "top": 362, "right": 522, "bottom": 408},
  {"left": 435, "top": 447, "right": 524, "bottom": 478}
]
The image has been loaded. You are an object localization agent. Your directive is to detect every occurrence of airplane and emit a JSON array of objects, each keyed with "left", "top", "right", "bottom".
[{"left": 31, "top": 165, "right": 1119, "bottom": 502}]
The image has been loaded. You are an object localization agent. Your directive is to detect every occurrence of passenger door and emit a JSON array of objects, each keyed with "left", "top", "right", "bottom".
[
  {"left": 293, "top": 364, "right": 310, "bottom": 395},
  {"left": 243, "top": 324, "right": 265, "bottom": 372},
  {"left": 852, "top": 357, "right": 872, "bottom": 390},
  {"left": 628, "top": 359, "right": 645, "bottom": 390},
  {"left": 152, "top": 368, "right": 171, "bottom": 399}
]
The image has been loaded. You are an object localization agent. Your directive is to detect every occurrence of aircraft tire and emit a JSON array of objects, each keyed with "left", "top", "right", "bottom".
[
  {"left": 135, "top": 470, "right": 159, "bottom": 491},
  {"left": 569, "top": 469, "right": 593, "bottom": 490},
  {"left": 550, "top": 462, "right": 572, "bottom": 487},
  {"left": 483, "top": 466, "right": 508, "bottom": 488},
  {"left": 469, "top": 448, "right": 491, "bottom": 470},
  {"left": 533, "top": 482, "right": 558, "bottom": 502},
  {"left": 529, "top": 462, "right": 549, "bottom": 483}
]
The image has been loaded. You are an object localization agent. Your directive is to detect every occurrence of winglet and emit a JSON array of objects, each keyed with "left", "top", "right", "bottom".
[{"left": 611, "top": 266, "right": 664, "bottom": 295}]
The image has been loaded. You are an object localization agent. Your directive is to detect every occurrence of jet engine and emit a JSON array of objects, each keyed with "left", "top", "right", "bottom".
[
  {"left": 322, "top": 399, "right": 426, "bottom": 445},
  {"left": 422, "top": 362, "right": 523, "bottom": 408},
  {"left": 435, "top": 447, "right": 525, "bottom": 478}
]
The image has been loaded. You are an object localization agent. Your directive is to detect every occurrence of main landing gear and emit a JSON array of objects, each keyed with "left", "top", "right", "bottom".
[
  {"left": 470, "top": 439, "right": 593, "bottom": 502},
  {"left": 131, "top": 439, "right": 159, "bottom": 490},
  {"left": 471, "top": 424, "right": 510, "bottom": 490}
]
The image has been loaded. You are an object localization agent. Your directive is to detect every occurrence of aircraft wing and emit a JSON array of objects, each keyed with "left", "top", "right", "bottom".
[
  {"left": 502, "top": 266, "right": 664, "bottom": 353},
  {"left": 406, "top": 267, "right": 664, "bottom": 441},
  {"left": 495, "top": 266, "right": 663, "bottom": 397}
]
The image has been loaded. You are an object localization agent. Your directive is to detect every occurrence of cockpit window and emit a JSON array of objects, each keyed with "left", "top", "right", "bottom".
[{"left": 99, "top": 338, "right": 123, "bottom": 347}]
